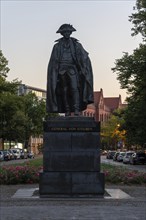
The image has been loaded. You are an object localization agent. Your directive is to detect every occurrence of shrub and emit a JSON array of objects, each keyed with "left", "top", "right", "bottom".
[
  {"left": 0, "top": 165, "right": 42, "bottom": 184},
  {"left": 0, "top": 159, "right": 145, "bottom": 185},
  {"left": 101, "top": 164, "right": 146, "bottom": 185}
]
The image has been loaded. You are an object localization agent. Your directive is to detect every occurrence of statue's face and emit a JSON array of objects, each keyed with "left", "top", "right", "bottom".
[{"left": 61, "top": 30, "right": 72, "bottom": 39}]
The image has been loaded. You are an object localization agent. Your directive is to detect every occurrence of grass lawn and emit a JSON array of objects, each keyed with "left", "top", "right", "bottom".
[{"left": 24, "top": 157, "right": 43, "bottom": 167}]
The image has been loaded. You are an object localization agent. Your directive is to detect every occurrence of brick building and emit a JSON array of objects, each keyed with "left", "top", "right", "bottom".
[{"left": 82, "top": 89, "right": 125, "bottom": 123}]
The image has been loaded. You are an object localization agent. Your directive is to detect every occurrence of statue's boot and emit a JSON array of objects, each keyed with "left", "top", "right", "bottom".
[
  {"left": 63, "top": 87, "right": 71, "bottom": 116},
  {"left": 72, "top": 91, "right": 80, "bottom": 116}
]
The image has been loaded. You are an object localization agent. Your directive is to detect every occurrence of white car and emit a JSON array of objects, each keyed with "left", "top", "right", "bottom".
[
  {"left": 0, "top": 150, "right": 4, "bottom": 161},
  {"left": 117, "top": 152, "right": 126, "bottom": 162},
  {"left": 123, "top": 151, "right": 135, "bottom": 164},
  {"left": 11, "top": 148, "right": 21, "bottom": 159}
]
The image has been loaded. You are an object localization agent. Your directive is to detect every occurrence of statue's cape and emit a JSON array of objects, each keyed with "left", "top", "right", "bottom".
[{"left": 46, "top": 37, "right": 94, "bottom": 113}]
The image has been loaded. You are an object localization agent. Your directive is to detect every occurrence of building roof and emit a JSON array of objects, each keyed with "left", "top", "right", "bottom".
[
  {"left": 93, "top": 89, "right": 123, "bottom": 112},
  {"left": 94, "top": 89, "right": 103, "bottom": 106},
  {"left": 120, "top": 103, "right": 128, "bottom": 109},
  {"left": 23, "top": 84, "right": 46, "bottom": 93},
  {"left": 104, "top": 96, "right": 121, "bottom": 111}
]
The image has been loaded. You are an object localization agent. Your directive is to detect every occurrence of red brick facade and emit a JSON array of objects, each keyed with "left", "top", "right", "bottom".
[{"left": 82, "top": 89, "right": 125, "bottom": 123}]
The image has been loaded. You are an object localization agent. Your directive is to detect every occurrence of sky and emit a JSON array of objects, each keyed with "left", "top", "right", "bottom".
[{"left": 1, "top": 0, "right": 142, "bottom": 102}]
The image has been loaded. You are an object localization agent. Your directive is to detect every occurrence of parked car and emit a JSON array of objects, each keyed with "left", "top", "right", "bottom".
[
  {"left": 3, "top": 150, "right": 11, "bottom": 161},
  {"left": 102, "top": 150, "right": 107, "bottom": 155},
  {"left": 113, "top": 152, "right": 120, "bottom": 161},
  {"left": 123, "top": 151, "right": 135, "bottom": 164},
  {"left": 106, "top": 151, "right": 116, "bottom": 159},
  {"left": 8, "top": 149, "right": 15, "bottom": 160},
  {"left": 27, "top": 151, "right": 35, "bottom": 159},
  {"left": 20, "top": 149, "right": 28, "bottom": 159},
  {"left": 117, "top": 152, "right": 126, "bottom": 162},
  {"left": 0, "top": 150, "right": 4, "bottom": 161},
  {"left": 11, "top": 148, "right": 21, "bottom": 159},
  {"left": 130, "top": 152, "right": 146, "bottom": 165}
]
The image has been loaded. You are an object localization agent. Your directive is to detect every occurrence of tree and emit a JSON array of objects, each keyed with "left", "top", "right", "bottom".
[
  {"left": 0, "top": 50, "right": 10, "bottom": 78},
  {"left": 0, "top": 94, "right": 25, "bottom": 145},
  {"left": 0, "top": 51, "right": 47, "bottom": 149},
  {"left": 0, "top": 50, "right": 19, "bottom": 95},
  {"left": 22, "top": 93, "right": 46, "bottom": 148},
  {"left": 101, "top": 109, "right": 126, "bottom": 150},
  {"left": 1, "top": 90, "right": 47, "bottom": 148},
  {"left": 112, "top": 0, "right": 146, "bottom": 147},
  {"left": 129, "top": 0, "right": 146, "bottom": 40},
  {"left": 0, "top": 51, "right": 21, "bottom": 148}
]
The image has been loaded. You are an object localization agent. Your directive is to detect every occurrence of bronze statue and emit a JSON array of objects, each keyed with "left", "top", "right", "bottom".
[{"left": 46, "top": 24, "right": 94, "bottom": 116}]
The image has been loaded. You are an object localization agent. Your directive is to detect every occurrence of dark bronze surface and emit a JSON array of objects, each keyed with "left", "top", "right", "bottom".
[{"left": 46, "top": 24, "right": 94, "bottom": 116}]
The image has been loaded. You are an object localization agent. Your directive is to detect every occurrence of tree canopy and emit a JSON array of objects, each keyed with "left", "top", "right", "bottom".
[
  {"left": 129, "top": 0, "right": 146, "bottom": 40},
  {"left": 101, "top": 109, "right": 126, "bottom": 149},
  {"left": 0, "top": 50, "right": 46, "bottom": 148},
  {"left": 112, "top": 0, "right": 146, "bottom": 147},
  {"left": 0, "top": 50, "right": 10, "bottom": 78}
]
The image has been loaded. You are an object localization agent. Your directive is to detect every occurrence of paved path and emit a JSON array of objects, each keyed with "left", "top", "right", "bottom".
[
  {"left": 1, "top": 204, "right": 145, "bottom": 220},
  {"left": 0, "top": 184, "right": 146, "bottom": 220}
]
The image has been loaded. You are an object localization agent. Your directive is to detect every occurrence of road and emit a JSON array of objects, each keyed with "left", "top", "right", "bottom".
[{"left": 101, "top": 155, "right": 146, "bottom": 173}]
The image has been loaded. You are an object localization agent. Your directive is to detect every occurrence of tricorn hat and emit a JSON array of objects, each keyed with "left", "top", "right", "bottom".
[{"left": 56, "top": 24, "right": 76, "bottom": 33}]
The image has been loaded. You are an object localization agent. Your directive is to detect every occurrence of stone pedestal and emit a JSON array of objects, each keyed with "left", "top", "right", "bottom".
[{"left": 39, "top": 117, "right": 105, "bottom": 197}]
